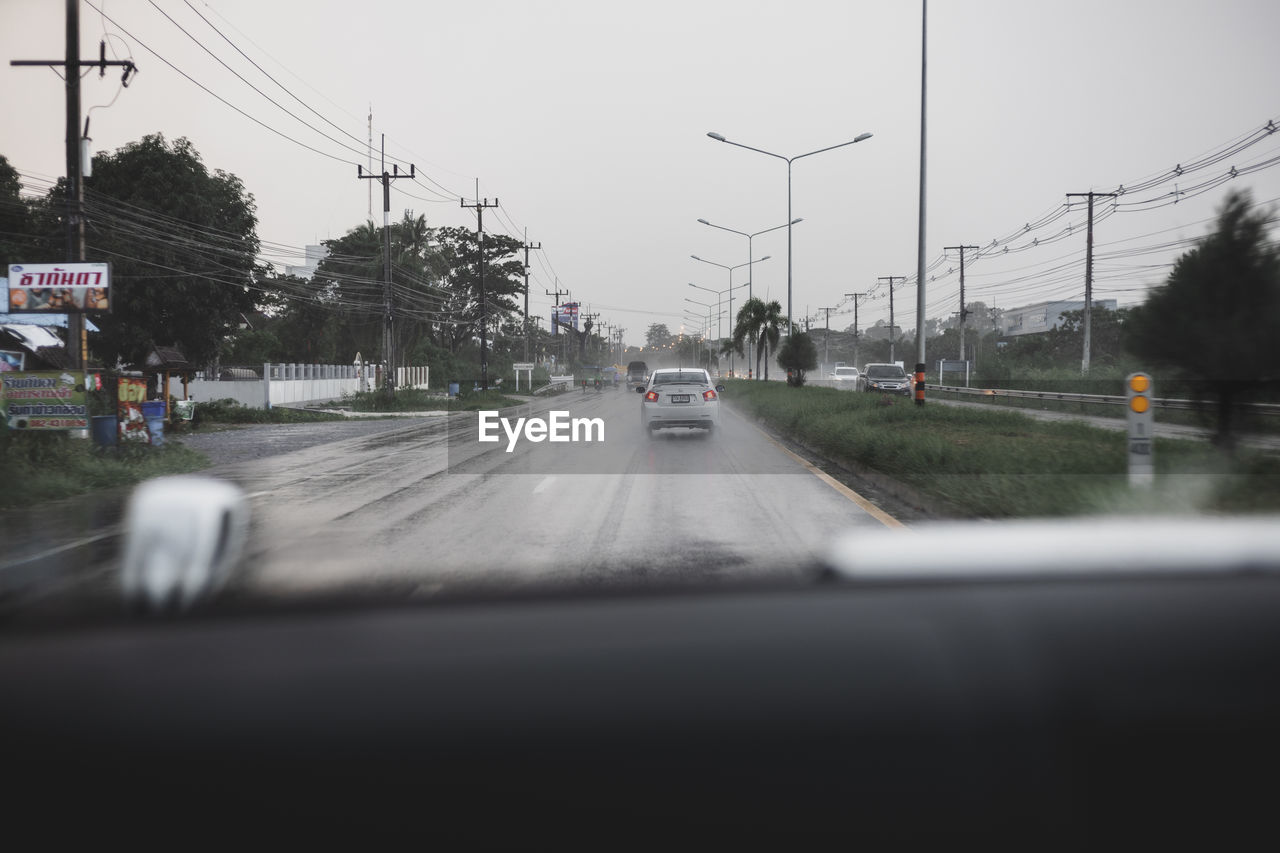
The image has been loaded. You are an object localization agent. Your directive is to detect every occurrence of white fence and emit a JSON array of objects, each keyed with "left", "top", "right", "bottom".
[{"left": 170, "top": 363, "right": 429, "bottom": 409}]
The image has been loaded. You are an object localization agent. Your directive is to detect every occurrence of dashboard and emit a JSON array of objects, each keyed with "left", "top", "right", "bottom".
[{"left": 4, "top": 568, "right": 1278, "bottom": 845}]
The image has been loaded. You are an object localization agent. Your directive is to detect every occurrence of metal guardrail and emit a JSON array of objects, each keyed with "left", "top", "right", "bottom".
[{"left": 931, "top": 384, "right": 1280, "bottom": 416}]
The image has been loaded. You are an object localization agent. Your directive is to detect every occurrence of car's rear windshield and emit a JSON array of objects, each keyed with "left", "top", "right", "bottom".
[
  {"left": 867, "top": 365, "right": 906, "bottom": 378},
  {"left": 652, "top": 371, "right": 708, "bottom": 385}
]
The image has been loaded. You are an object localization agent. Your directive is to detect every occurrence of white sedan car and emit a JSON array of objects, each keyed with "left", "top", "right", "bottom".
[
  {"left": 829, "top": 366, "right": 861, "bottom": 383},
  {"left": 638, "top": 368, "right": 725, "bottom": 437}
]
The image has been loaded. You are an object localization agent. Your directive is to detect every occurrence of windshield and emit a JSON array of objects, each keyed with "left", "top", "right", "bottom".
[
  {"left": 2, "top": 1, "right": 1279, "bottom": 628},
  {"left": 651, "top": 371, "right": 710, "bottom": 386}
]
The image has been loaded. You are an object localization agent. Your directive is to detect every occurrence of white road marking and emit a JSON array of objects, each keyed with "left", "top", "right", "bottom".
[{"left": 533, "top": 476, "right": 557, "bottom": 494}]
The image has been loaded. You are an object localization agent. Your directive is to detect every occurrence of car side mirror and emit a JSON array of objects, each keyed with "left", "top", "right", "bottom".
[
  {"left": 635, "top": 385, "right": 645, "bottom": 393},
  {"left": 715, "top": 385, "right": 726, "bottom": 393}
]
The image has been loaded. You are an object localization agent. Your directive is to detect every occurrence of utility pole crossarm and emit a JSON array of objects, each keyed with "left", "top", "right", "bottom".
[
  {"left": 1066, "top": 192, "right": 1118, "bottom": 374},
  {"left": 461, "top": 195, "right": 500, "bottom": 390},
  {"left": 521, "top": 235, "right": 542, "bottom": 361},
  {"left": 11, "top": 2, "right": 141, "bottom": 369},
  {"left": 358, "top": 136, "right": 415, "bottom": 393},
  {"left": 877, "top": 277, "right": 906, "bottom": 363},
  {"left": 944, "top": 245, "right": 978, "bottom": 362}
]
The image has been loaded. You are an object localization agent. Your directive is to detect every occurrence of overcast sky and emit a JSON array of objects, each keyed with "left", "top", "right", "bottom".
[{"left": 3, "top": 0, "right": 1278, "bottom": 348}]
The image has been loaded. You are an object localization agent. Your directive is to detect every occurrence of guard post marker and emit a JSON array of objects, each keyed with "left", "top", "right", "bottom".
[
  {"left": 1125, "top": 372, "right": 1154, "bottom": 487},
  {"left": 914, "top": 362, "right": 926, "bottom": 406}
]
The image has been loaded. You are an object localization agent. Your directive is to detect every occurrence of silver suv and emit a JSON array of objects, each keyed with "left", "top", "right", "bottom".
[{"left": 859, "top": 363, "right": 911, "bottom": 396}]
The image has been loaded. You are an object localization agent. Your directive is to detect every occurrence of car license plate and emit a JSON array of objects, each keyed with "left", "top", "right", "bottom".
[{"left": 670, "top": 394, "right": 690, "bottom": 403}]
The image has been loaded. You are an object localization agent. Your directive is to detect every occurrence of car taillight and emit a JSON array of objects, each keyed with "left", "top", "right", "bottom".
[
  {"left": 645, "top": 391, "right": 659, "bottom": 402},
  {"left": 703, "top": 389, "right": 717, "bottom": 401}
]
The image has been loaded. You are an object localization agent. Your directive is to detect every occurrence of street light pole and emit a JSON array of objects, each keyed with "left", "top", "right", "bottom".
[
  {"left": 697, "top": 218, "right": 799, "bottom": 377},
  {"left": 707, "top": 131, "right": 872, "bottom": 336},
  {"left": 691, "top": 254, "right": 768, "bottom": 376}
]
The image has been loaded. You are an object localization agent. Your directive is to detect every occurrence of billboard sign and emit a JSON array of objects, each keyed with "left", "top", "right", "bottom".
[
  {"left": 1, "top": 370, "right": 88, "bottom": 430},
  {"left": 7, "top": 262, "right": 111, "bottom": 313},
  {"left": 551, "top": 301, "right": 579, "bottom": 334}
]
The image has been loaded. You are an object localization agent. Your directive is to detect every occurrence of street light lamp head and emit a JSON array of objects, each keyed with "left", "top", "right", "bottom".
[
  {"left": 760, "top": 255, "right": 772, "bottom": 261},
  {"left": 707, "top": 132, "right": 726, "bottom": 142},
  {"left": 696, "top": 219, "right": 709, "bottom": 225},
  {"left": 854, "top": 132, "right": 873, "bottom": 143},
  {"left": 791, "top": 218, "right": 804, "bottom": 224},
  {"left": 690, "top": 254, "right": 701, "bottom": 261}
]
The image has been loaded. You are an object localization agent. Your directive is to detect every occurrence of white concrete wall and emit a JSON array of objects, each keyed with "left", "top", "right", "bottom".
[{"left": 168, "top": 363, "right": 429, "bottom": 409}]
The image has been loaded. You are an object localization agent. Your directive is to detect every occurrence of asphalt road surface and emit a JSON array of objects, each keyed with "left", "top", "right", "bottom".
[{"left": 201, "top": 389, "right": 900, "bottom": 603}]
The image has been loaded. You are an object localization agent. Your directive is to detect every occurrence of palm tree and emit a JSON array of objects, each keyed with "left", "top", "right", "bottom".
[
  {"left": 732, "top": 298, "right": 764, "bottom": 379},
  {"left": 732, "top": 298, "right": 784, "bottom": 380},
  {"left": 758, "top": 300, "right": 783, "bottom": 381}
]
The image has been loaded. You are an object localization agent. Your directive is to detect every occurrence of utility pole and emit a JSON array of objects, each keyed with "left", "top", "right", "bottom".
[
  {"left": 844, "top": 292, "right": 864, "bottom": 369},
  {"left": 462, "top": 191, "right": 499, "bottom": 390},
  {"left": 944, "top": 245, "right": 978, "bottom": 361},
  {"left": 546, "top": 280, "right": 569, "bottom": 368},
  {"left": 521, "top": 230, "right": 541, "bottom": 362},
  {"left": 367, "top": 106, "right": 372, "bottom": 219},
  {"left": 359, "top": 135, "right": 414, "bottom": 393},
  {"left": 823, "top": 307, "right": 834, "bottom": 372},
  {"left": 12, "top": 0, "right": 137, "bottom": 370},
  {"left": 878, "top": 277, "right": 905, "bottom": 363},
  {"left": 1066, "top": 192, "right": 1117, "bottom": 374}
]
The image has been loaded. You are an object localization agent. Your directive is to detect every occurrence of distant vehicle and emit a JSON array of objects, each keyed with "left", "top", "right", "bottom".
[
  {"left": 833, "top": 362, "right": 847, "bottom": 369},
  {"left": 829, "top": 366, "right": 860, "bottom": 383},
  {"left": 627, "top": 361, "right": 648, "bottom": 390},
  {"left": 859, "top": 363, "right": 911, "bottom": 396},
  {"left": 638, "top": 368, "right": 725, "bottom": 437}
]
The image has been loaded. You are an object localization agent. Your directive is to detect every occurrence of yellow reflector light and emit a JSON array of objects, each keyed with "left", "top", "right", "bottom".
[
  {"left": 1129, "top": 374, "right": 1150, "bottom": 393},
  {"left": 1130, "top": 396, "right": 1150, "bottom": 414}
]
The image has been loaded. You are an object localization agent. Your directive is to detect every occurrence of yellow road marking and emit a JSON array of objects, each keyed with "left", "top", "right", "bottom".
[{"left": 729, "top": 408, "right": 905, "bottom": 529}]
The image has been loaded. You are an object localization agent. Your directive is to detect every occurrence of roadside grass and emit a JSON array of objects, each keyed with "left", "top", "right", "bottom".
[
  {"left": 196, "top": 398, "right": 345, "bottom": 424},
  {"left": 0, "top": 430, "right": 209, "bottom": 509},
  {"left": 723, "top": 380, "right": 1280, "bottom": 518},
  {"left": 337, "top": 388, "right": 524, "bottom": 412},
  {"left": 928, "top": 387, "right": 1280, "bottom": 435}
]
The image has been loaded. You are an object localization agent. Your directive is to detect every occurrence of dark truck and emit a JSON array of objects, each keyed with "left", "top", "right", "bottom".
[{"left": 626, "top": 361, "right": 648, "bottom": 390}]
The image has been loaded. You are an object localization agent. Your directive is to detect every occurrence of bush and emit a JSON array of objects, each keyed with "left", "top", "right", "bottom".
[{"left": 777, "top": 332, "right": 818, "bottom": 386}]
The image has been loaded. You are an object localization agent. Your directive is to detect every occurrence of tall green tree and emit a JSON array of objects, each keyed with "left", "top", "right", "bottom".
[
  {"left": 63, "top": 134, "right": 260, "bottom": 369},
  {"left": 0, "top": 155, "right": 33, "bottom": 271},
  {"left": 429, "top": 225, "right": 524, "bottom": 357},
  {"left": 645, "top": 323, "right": 671, "bottom": 349},
  {"left": 777, "top": 331, "right": 818, "bottom": 386},
  {"left": 1126, "top": 190, "right": 1280, "bottom": 447}
]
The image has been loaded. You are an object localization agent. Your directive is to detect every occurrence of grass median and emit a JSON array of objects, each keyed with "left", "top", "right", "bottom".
[
  {"left": 722, "top": 379, "right": 1280, "bottom": 518},
  {"left": 335, "top": 388, "right": 525, "bottom": 412}
]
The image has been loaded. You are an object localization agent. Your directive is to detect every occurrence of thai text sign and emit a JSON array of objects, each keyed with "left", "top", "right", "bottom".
[
  {"left": 7, "top": 262, "right": 111, "bottom": 313},
  {"left": 1, "top": 370, "right": 89, "bottom": 430},
  {"left": 118, "top": 376, "right": 150, "bottom": 442}
]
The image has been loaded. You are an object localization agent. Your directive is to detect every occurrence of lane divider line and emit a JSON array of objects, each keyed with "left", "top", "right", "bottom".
[{"left": 726, "top": 407, "right": 904, "bottom": 529}]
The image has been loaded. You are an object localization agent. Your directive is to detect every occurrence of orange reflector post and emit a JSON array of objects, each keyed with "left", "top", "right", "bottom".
[{"left": 914, "top": 363, "right": 926, "bottom": 405}]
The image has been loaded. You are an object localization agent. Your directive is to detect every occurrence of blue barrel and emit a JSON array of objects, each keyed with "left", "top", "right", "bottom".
[
  {"left": 91, "top": 415, "right": 117, "bottom": 447},
  {"left": 140, "top": 401, "right": 166, "bottom": 446}
]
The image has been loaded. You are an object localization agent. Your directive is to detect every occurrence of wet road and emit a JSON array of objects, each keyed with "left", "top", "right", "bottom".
[{"left": 206, "top": 389, "right": 900, "bottom": 602}]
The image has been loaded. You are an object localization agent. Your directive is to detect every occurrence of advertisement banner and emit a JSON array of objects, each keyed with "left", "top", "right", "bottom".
[
  {"left": 551, "top": 301, "right": 579, "bottom": 335},
  {"left": 1, "top": 370, "right": 88, "bottom": 430},
  {"left": 117, "top": 376, "right": 150, "bottom": 442},
  {"left": 0, "top": 350, "right": 24, "bottom": 372},
  {"left": 6, "top": 262, "right": 111, "bottom": 313}
]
